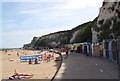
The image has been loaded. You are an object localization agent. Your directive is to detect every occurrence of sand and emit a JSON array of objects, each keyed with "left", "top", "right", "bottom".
[{"left": 0, "top": 49, "right": 60, "bottom": 80}]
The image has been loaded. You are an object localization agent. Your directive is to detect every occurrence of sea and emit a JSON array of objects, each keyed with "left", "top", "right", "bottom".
[{"left": 0, "top": 48, "right": 18, "bottom": 51}]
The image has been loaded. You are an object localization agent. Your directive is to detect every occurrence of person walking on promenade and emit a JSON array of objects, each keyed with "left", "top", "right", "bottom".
[
  {"left": 61, "top": 47, "right": 65, "bottom": 52},
  {"left": 65, "top": 48, "right": 69, "bottom": 59}
]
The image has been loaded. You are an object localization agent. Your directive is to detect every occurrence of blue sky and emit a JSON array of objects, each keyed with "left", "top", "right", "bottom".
[{"left": 1, "top": 0, "right": 103, "bottom": 48}]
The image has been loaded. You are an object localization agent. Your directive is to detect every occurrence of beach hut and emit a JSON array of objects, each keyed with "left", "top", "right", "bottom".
[
  {"left": 73, "top": 42, "right": 90, "bottom": 55},
  {"left": 64, "top": 42, "right": 90, "bottom": 55},
  {"left": 91, "top": 43, "right": 94, "bottom": 56},
  {"left": 108, "top": 40, "right": 113, "bottom": 61},
  {"left": 102, "top": 39, "right": 117, "bottom": 61},
  {"left": 84, "top": 45, "right": 88, "bottom": 54},
  {"left": 73, "top": 43, "right": 82, "bottom": 52},
  {"left": 117, "top": 37, "right": 120, "bottom": 63},
  {"left": 77, "top": 45, "right": 82, "bottom": 53},
  {"left": 102, "top": 40, "right": 109, "bottom": 58},
  {"left": 112, "top": 40, "right": 118, "bottom": 62},
  {"left": 82, "top": 43, "right": 90, "bottom": 55},
  {"left": 102, "top": 40, "right": 107, "bottom": 58},
  {"left": 64, "top": 44, "right": 72, "bottom": 49},
  {"left": 92, "top": 43, "right": 101, "bottom": 57}
]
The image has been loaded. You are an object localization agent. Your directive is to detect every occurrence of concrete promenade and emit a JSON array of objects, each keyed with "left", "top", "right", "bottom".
[{"left": 55, "top": 53, "right": 118, "bottom": 79}]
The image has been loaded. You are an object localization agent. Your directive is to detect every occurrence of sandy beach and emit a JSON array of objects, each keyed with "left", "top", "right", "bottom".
[{"left": 0, "top": 49, "right": 60, "bottom": 80}]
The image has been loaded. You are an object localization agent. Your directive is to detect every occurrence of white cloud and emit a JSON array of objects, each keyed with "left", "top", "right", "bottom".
[
  {"left": 49, "top": 0, "right": 103, "bottom": 9},
  {"left": 19, "top": 10, "right": 42, "bottom": 15}
]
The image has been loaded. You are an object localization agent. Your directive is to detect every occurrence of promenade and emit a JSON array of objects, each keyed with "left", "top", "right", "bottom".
[{"left": 55, "top": 53, "right": 118, "bottom": 79}]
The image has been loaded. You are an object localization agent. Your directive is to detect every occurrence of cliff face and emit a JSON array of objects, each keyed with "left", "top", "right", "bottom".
[
  {"left": 92, "top": 0, "right": 120, "bottom": 42},
  {"left": 34, "top": 32, "right": 67, "bottom": 48},
  {"left": 23, "top": 21, "right": 93, "bottom": 49},
  {"left": 23, "top": 0, "right": 120, "bottom": 49}
]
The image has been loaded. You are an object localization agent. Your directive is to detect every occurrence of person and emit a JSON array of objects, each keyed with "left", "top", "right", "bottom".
[
  {"left": 70, "top": 45, "right": 74, "bottom": 53},
  {"left": 46, "top": 54, "right": 50, "bottom": 62},
  {"left": 14, "top": 69, "right": 34, "bottom": 76},
  {"left": 28, "top": 59, "right": 32, "bottom": 64},
  {"left": 9, "top": 75, "right": 33, "bottom": 80},
  {"left": 48, "top": 54, "right": 51, "bottom": 61},
  {"left": 61, "top": 47, "right": 65, "bottom": 52},
  {"left": 44, "top": 53, "right": 47, "bottom": 62},
  {"left": 5, "top": 50, "right": 7, "bottom": 54},
  {"left": 55, "top": 55, "right": 61, "bottom": 61},
  {"left": 64, "top": 48, "right": 69, "bottom": 59},
  {"left": 17, "top": 53, "right": 19, "bottom": 56},
  {"left": 34, "top": 56, "right": 39, "bottom": 64},
  {"left": 51, "top": 53, "right": 54, "bottom": 60}
]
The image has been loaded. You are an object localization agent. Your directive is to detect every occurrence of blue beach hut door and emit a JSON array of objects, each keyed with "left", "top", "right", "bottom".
[
  {"left": 108, "top": 40, "right": 113, "bottom": 61},
  {"left": 84, "top": 45, "right": 87, "bottom": 54}
]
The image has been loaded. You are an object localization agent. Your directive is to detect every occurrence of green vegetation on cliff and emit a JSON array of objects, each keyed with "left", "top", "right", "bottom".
[
  {"left": 99, "top": 19, "right": 120, "bottom": 41},
  {"left": 71, "top": 21, "right": 96, "bottom": 43}
]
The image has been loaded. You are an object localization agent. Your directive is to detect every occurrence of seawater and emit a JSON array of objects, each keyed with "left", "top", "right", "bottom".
[{"left": 0, "top": 48, "right": 18, "bottom": 51}]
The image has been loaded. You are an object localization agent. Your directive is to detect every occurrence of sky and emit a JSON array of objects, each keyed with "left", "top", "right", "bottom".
[{"left": 1, "top": 0, "right": 103, "bottom": 48}]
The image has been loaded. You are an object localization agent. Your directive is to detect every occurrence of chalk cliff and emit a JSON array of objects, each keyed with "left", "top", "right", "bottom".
[{"left": 92, "top": 0, "right": 120, "bottom": 42}]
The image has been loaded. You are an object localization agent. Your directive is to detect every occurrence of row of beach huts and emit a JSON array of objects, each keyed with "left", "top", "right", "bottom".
[{"left": 64, "top": 37, "right": 120, "bottom": 63}]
